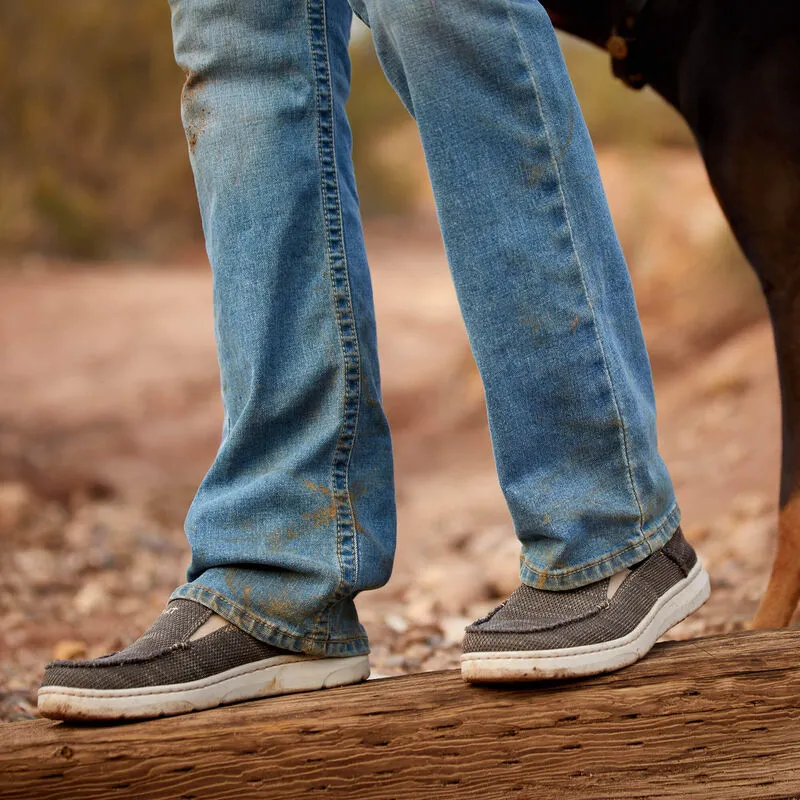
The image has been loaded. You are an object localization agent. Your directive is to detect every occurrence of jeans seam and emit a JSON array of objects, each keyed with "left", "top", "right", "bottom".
[
  {"left": 520, "top": 501, "right": 679, "bottom": 580},
  {"left": 502, "top": 1, "right": 647, "bottom": 540},
  {"left": 307, "top": 0, "right": 361, "bottom": 621}
]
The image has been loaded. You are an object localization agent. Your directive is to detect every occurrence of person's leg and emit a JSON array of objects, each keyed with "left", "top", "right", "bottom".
[
  {"left": 349, "top": 0, "right": 708, "bottom": 677},
  {"left": 39, "top": 0, "right": 395, "bottom": 721},
  {"left": 167, "top": 0, "right": 394, "bottom": 657}
]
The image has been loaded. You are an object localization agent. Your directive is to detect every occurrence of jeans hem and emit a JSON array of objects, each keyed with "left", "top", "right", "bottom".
[
  {"left": 169, "top": 584, "right": 371, "bottom": 658},
  {"left": 519, "top": 502, "right": 681, "bottom": 591}
]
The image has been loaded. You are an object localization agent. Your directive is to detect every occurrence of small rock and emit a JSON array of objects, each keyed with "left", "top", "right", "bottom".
[
  {"left": 384, "top": 614, "right": 409, "bottom": 634},
  {"left": 0, "top": 482, "right": 34, "bottom": 531},
  {"left": 404, "top": 595, "right": 436, "bottom": 626},
  {"left": 74, "top": 581, "right": 108, "bottom": 615},
  {"left": 439, "top": 615, "right": 472, "bottom": 647},
  {"left": 400, "top": 624, "right": 442, "bottom": 648},
  {"left": 730, "top": 493, "right": 773, "bottom": 521},
  {"left": 13, "top": 548, "right": 58, "bottom": 587},
  {"left": 465, "top": 525, "right": 520, "bottom": 599},
  {"left": 414, "top": 561, "right": 490, "bottom": 614}
]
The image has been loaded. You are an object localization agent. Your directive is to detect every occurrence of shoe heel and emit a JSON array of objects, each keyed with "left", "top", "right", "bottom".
[{"left": 659, "top": 564, "right": 711, "bottom": 635}]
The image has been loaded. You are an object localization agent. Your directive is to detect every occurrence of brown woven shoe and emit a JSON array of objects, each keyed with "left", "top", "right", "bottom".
[
  {"left": 39, "top": 599, "right": 369, "bottom": 721},
  {"left": 461, "top": 528, "right": 709, "bottom": 682}
]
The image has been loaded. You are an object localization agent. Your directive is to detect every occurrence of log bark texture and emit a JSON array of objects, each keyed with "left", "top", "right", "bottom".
[{"left": 2, "top": 628, "right": 800, "bottom": 800}]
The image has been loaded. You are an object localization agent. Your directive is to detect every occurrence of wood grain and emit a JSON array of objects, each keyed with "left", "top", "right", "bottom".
[{"left": 3, "top": 629, "right": 800, "bottom": 800}]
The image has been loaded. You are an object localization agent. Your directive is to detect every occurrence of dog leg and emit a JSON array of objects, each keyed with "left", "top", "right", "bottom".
[
  {"left": 753, "top": 493, "right": 800, "bottom": 628},
  {"left": 752, "top": 291, "right": 800, "bottom": 628},
  {"left": 678, "top": 11, "right": 800, "bottom": 627}
]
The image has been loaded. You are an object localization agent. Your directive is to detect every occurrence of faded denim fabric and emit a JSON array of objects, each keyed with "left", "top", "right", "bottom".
[{"left": 167, "top": 0, "right": 679, "bottom": 657}]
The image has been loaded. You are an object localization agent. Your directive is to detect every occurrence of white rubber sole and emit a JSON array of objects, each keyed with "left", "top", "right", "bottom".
[
  {"left": 38, "top": 654, "right": 370, "bottom": 721},
  {"left": 461, "top": 560, "right": 710, "bottom": 682}
]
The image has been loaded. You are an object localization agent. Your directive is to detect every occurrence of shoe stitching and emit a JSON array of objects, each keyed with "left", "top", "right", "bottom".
[{"left": 467, "top": 599, "right": 610, "bottom": 635}]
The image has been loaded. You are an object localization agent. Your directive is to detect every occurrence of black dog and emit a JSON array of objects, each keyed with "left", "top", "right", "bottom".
[{"left": 542, "top": 0, "right": 800, "bottom": 628}]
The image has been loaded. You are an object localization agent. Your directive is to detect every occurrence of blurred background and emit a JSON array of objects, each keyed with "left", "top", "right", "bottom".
[{"left": 0, "top": 4, "right": 780, "bottom": 720}]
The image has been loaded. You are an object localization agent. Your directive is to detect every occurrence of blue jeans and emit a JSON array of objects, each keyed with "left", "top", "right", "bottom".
[{"left": 168, "top": 0, "right": 679, "bottom": 657}]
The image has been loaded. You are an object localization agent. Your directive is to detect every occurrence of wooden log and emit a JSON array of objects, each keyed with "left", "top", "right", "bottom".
[{"left": 2, "top": 628, "right": 800, "bottom": 800}]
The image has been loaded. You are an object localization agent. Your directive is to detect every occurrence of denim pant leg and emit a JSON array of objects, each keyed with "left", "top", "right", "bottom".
[
  {"left": 351, "top": 0, "right": 680, "bottom": 589},
  {"left": 167, "top": 0, "right": 395, "bottom": 656}
]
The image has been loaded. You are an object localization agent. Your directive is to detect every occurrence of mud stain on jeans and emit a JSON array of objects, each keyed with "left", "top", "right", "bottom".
[
  {"left": 266, "top": 525, "right": 301, "bottom": 552},
  {"left": 303, "top": 500, "right": 337, "bottom": 527},
  {"left": 304, "top": 479, "right": 333, "bottom": 496},
  {"left": 302, "top": 478, "right": 368, "bottom": 533},
  {"left": 181, "top": 70, "right": 209, "bottom": 153},
  {"left": 302, "top": 479, "right": 337, "bottom": 527},
  {"left": 519, "top": 314, "right": 542, "bottom": 337},
  {"left": 222, "top": 569, "right": 298, "bottom": 626},
  {"left": 265, "top": 593, "right": 300, "bottom": 627},
  {"left": 223, "top": 567, "right": 237, "bottom": 600}
]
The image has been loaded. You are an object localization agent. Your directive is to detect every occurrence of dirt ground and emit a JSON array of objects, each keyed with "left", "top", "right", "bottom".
[{"left": 0, "top": 149, "right": 782, "bottom": 721}]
